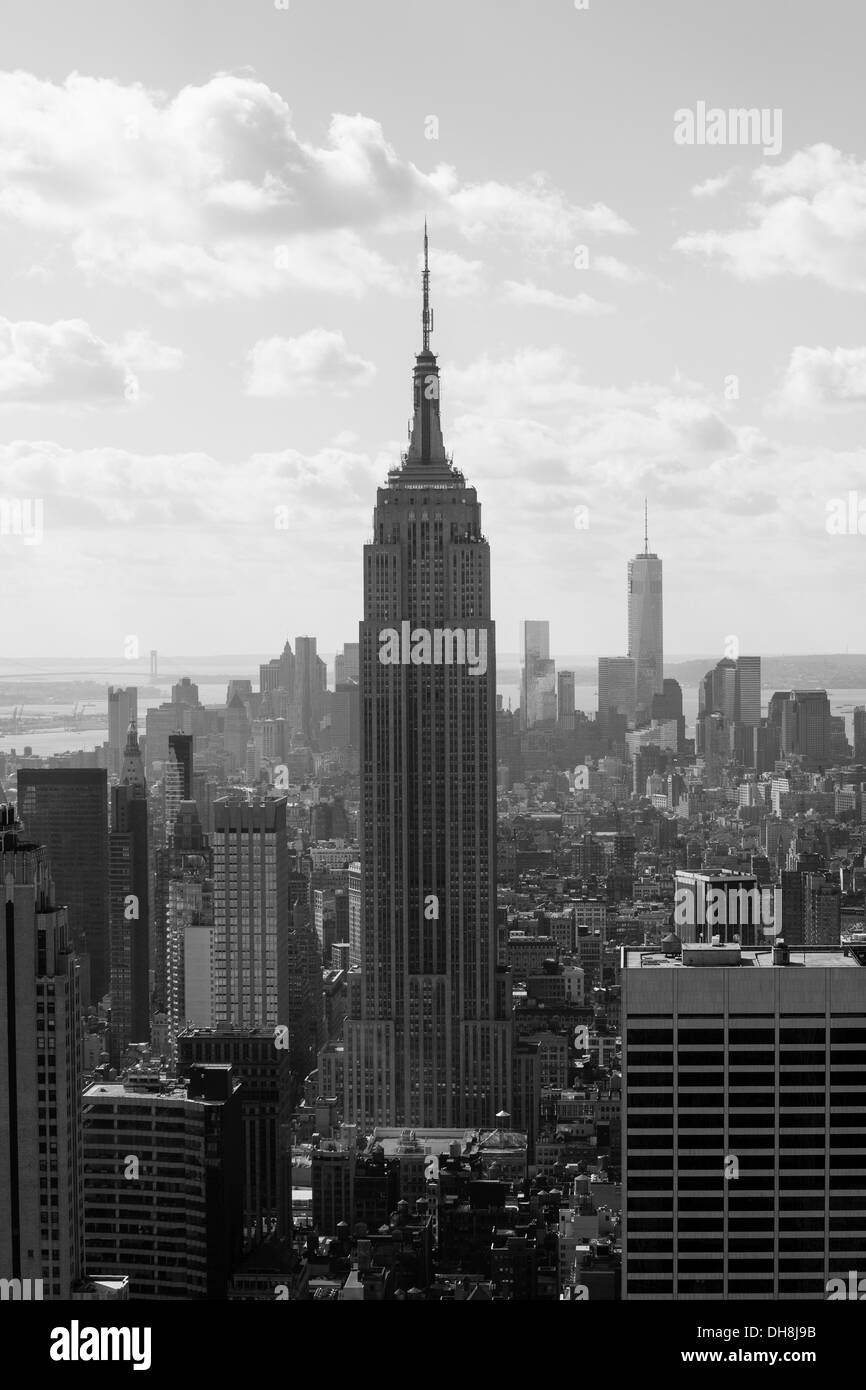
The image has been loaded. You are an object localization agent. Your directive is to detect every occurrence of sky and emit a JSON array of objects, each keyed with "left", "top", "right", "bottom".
[{"left": 0, "top": 0, "right": 864, "bottom": 661}]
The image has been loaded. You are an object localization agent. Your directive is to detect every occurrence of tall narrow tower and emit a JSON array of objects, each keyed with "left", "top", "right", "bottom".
[
  {"left": 0, "top": 804, "right": 84, "bottom": 1298},
  {"left": 628, "top": 502, "right": 664, "bottom": 722},
  {"left": 109, "top": 722, "right": 151, "bottom": 1060},
  {"left": 344, "top": 230, "right": 511, "bottom": 1129}
]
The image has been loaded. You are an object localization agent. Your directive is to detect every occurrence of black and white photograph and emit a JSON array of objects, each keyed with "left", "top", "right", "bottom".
[{"left": 0, "top": 0, "right": 864, "bottom": 1363}]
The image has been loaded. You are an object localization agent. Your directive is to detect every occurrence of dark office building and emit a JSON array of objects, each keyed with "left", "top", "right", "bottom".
[
  {"left": 168, "top": 732, "right": 193, "bottom": 800},
  {"left": 0, "top": 804, "right": 84, "bottom": 1299},
  {"left": 17, "top": 767, "right": 110, "bottom": 1002},
  {"left": 178, "top": 1026, "right": 292, "bottom": 1244},
  {"left": 109, "top": 725, "right": 151, "bottom": 1059}
]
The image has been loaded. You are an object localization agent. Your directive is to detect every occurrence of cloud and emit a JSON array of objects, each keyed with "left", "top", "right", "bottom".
[
  {"left": 501, "top": 280, "right": 613, "bottom": 315},
  {"left": 0, "top": 436, "right": 383, "bottom": 527},
  {"left": 439, "top": 348, "right": 865, "bottom": 641},
  {"left": 112, "top": 330, "right": 185, "bottom": 372},
  {"left": 3, "top": 363, "right": 862, "bottom": 652},
  {"left": 0, "top": 437, "right": 385, "bottom": 646},
  {"left": 447, "top": 175, "right": 634, "bottom": 252},
  {"left": 772, "top": 345, "right": 866, "bottom": 416},
  {"left": 675, "top": 143, "right": 866, "bottom": 291},
  {"left": 419, "top": 248, "right": 486, "bottom": 297},
  {"left": 0, "top": 317, "right": 179, "bottom": 403},
  {"left": 593, "top": 255, "right": 649, "bottom": 284},
  {"left": 0, "top": 71, "right": 633, "bottom": 301},
  {"left": 691, "top": 170, "right": 737, "bottom": 199},
  {"left": 243, "top": 328, "right": 376, "bottom": 398}
]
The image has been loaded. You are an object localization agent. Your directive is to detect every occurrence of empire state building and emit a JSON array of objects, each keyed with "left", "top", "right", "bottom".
[{"left": 344, "top": 231, "right": 512, "bottom": 1129}]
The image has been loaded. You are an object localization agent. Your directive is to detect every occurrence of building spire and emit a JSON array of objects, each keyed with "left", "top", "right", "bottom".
[
  {"left": 403, "top": 223, "right": 448, "bottom": 472},
  {"left": 422, "top": 219, "right": 432, "bottom": 352},
  {"left": 119, "top": 720, "right": 146, "bottom": 795},
  {"left": 644, "top": 497, "right": 649, "bottom": 555}
]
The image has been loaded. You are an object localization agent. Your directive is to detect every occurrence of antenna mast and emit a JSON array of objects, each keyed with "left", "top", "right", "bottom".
[{"left": 422, "top": 220, "right": 432, "bottom": 350}]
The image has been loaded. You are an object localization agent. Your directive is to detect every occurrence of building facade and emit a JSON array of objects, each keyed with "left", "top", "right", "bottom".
[
  {"left": 622, "top": 940, "right": 866, "bottom": 1299},
  {"left": 211, "top": 798, "right": 289, "bottom": 1028},
  {"left": 17, "top": 767, "right": 110, "bottom": 1003},
  {"left": 0, "top": 805, "right": 84, "bottom": 1299},
  {"left": 344, "top": 234, "right": 512, "bottom": 1130},
  {"left": 627, "top": 513, "right": 663, "bottom": 722}
]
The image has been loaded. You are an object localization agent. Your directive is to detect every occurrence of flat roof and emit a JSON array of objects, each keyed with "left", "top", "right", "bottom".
[{"left": 623, "top": 946, "right": 861, "bottom": 969}]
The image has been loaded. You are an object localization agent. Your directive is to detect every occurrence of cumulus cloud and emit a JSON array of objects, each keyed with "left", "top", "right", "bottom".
[
  {"left": 0, "top": 71, "right": 633, "bottom": 301},
  {"left": 772, "top": 345, "right": 866, "bottom": 415},
  {"left": 592, "top": 255, "right": 650, "bottom": 284},
  {"left": 0, "top": 436, "right": 385, "bottom": 647},
  {"left": 3, "top": 359, "right": 862, "bottom": 651},
  {"left": 438, "top": 347, "right": 865, "bottom": 643},
  {"left": 691, "top": 170, "right": 738, "bottom": 199},
  {"left": 243, "top": 329, "right": 376, "bottom": 398},
  {"left": 419, "top": 248, "right": 486, "bottom": 297},
  {"left": 0, "top": 317, "right": 180, "bottom": 403},
  {"left": 501, "top": 280, "right": 613, "bottom": 315},
  {"left": 113, "top": 329, "right": 185, "bottom": 372},
  {"left": 447, "top": 176, "right": 634, "bottom": 251},
  {"left": 675, "top": 143, "right": 866, "bottom": 290}
]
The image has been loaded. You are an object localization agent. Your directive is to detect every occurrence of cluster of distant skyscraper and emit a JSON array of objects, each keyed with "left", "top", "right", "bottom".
[{"left": 521, "top": 506, "right": 667, "bottom": 741}]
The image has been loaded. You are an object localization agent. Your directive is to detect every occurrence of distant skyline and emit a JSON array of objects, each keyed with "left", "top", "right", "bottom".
[{"left": 1, "top": 0, "right": 864, "bottom": 655}]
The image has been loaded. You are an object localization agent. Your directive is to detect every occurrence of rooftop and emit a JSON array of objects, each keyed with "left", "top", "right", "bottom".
[{"left": 623, "top": 944, "right": 863, "bottom": 970}]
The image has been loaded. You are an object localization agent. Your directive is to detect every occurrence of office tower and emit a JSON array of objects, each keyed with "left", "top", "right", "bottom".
[
  {"left": 522, "top": 621, "right": 556, "bottom": 729},
  {"left": 768, "top": 690, "right": 832, "bottom": 767},
  {"left": 109, "top": 724, "right": 151, "bottom": 1060},
  {"left": 145, "top": 701, "right": 194, "bottom": 776},
  {"left": 312, "top": 1144, "right": 353, "bottom": 1232},
  {"left": 734, "top": 656, "right": 761, "bottom": 727},
  {"left": 294, "top": 636, "right": 326, "bottom": 743},
  {"left": 348, "top": 862, "right": 362, "bottom": 970},
  {"left": 673, "top": 870, "right": 772, "bottom": 947},
  {"left": 178, "top": 1028, "right": 292, "bottom": 1244},
  {"left": 212, "top": 798, "right": 288, "bottom": 1027},
  {"left": 651, "top": 678, "right": 683, "bottom": 723},
  {"left": 335, "top": 642, "right": 360, "bottom": 686},
  {"left": 524, "top": 620, "right": 548, "bottom": 665},
  {"left": 627, "top": 505, "right": 663, "bottom": 721},
  {"left": 227, "top": 679, "right": 253, "bottom": 705},
  {"left": 597, "top": 657, "right": 636, "bottom": 728},
  {"left": 17, "top": 767, "right": 110, "bottom": 1003},
  {"left": 854, "top": 707, "right": 866, "bottom": 762},
  {"left": 344, "top": 230, "right": 511, "bottom": 1130},
  {"left": 622, "top": 940, "right": 866, "bottom": 1300},
  {"left": 260, "top": 641, "right": 295, "bottom": 695},
  {"left": 223, "top": 694, "right": 251, "bottom": 772},
  {"left": 830, "top": 715, "right": 852, "bottom": 762},
  {"left": 284, "top": 896, "right": 324, "bottom": 1078},
  {"left": 172, "top": 676, "right": 199, "bottom": 708},
  {"left": 164, "top": 732, "right": 193, "bottom": 846},
  {"left": 82, "top": 1065, "right": 243, "bottom": 1298},
  {"left": 738, "top": 719, "right": 780, "bottom": 775},
  {"left": 557, "top": 670, "right": 576, "bottom": 730},
  {"left": 699, "top": 658, "right": 737, "bottom": 722},
  {"left": 328, "top": 680, "right": 360, "bottom": 756},
  {"left": 803, "top": 873, "right": 841, "bottom": 945},
  {"left": 107, "top": 687, "right": 138, "bottom": 778},
  {"left": 0, "top": 805, "right": 84, "bottom": 1299},
  {"left": 651, "top": 678, "right": 686, "bottom": 751},
  {"left": 156, "top": 736, "right": 197, "bottom": 1021},
  {"left": 164, "top": 801, "right": 213, "bottom": 1057}
]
